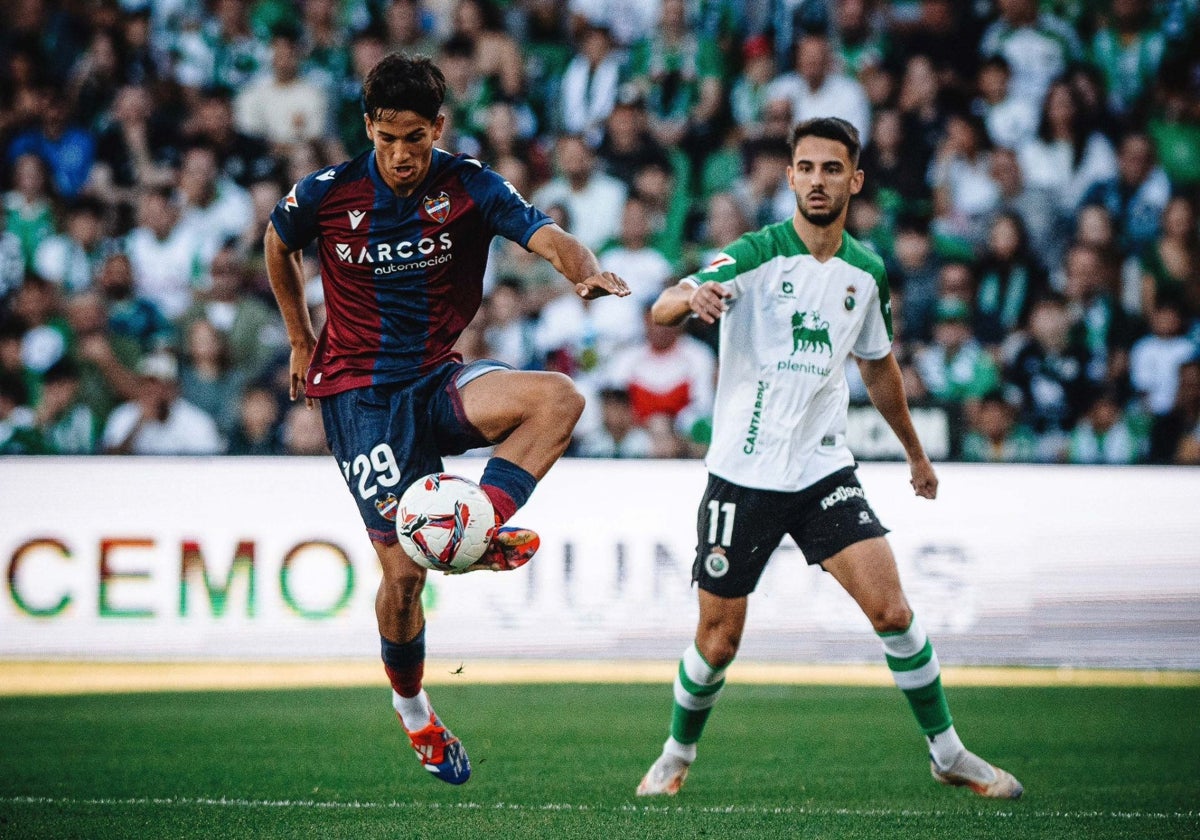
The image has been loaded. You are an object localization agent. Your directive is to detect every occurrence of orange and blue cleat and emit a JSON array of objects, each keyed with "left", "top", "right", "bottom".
[{"left": 405, "top": 713, "right": 471, "bottom": 785}]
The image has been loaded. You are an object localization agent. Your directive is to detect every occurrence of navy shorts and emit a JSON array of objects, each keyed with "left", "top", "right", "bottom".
[
  {"left": 320, "top": 359, "right": 510, "bottom": 544},
  {"left": 693, "top": 467, "right": 890, "bottom": 598}
]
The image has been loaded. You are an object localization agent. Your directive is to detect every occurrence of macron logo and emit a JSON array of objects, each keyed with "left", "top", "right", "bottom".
[
  {"left": 336, "top": 243, "right": 352, "bottom": 261},
  {"left": 283, "top": 184, "right": 298, "bottom": 211},
  {"left": 348, "top": 210, "right": 366, "bottom": 230},
  {"left": 315, "top": 169, "right": 337, "bottom": 181}
]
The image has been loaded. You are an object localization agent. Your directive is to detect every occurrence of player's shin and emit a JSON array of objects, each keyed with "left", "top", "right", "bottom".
[
  {"left": 878, "top": 616, "right": 965, "bottom": 767},
  {"left": 667, "top": 643, "right": 730, "bottom": 761},
  {"left": 382, "top": 625, "right": 432, "bottom": 730}
]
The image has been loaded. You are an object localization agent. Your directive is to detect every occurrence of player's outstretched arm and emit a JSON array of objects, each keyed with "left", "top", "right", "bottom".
[
  {"left": 856, "top": 353, "right": 938, "bottom": 499},
  {"left": 652, "top": 280, "right": 730, "bottom": 326},
  {"left": 264, "top": 222, "right": 318, "bottom": 407},
  {"left": 527, "top": 223, "right": 630, "bottom": 300}
]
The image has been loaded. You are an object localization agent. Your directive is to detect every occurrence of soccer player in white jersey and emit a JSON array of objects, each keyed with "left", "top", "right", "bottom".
[{"left": 636, "top": 117, "right": 1023, "bottom": 799}]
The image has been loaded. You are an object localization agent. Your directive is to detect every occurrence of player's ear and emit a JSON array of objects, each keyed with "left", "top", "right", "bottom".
[
  {"left": 850, "top": 168, "right": 864, "bottom": 195},
  {"left": 363, "top": 112, "right": 374, "bottom": 141},
  {"left": 431, "top": 113, "right": 446, "bottom": 141}
]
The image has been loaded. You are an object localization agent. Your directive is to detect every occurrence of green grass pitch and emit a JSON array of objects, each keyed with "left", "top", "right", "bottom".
[{"left": 2, "top": 682, "right": 1197, "bottom": 839}]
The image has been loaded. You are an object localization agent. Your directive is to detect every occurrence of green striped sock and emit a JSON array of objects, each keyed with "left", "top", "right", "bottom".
[
  {"left": 880, "top": 617, "right": 953, "bottom": 737},
  {"left": 669, "top": 644, "right": 728, "bottom": 746}
]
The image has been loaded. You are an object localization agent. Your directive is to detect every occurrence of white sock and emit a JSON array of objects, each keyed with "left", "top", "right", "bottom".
[
  {"left": 928, "top": 724, "right": 966, "bottom": 770},
  {"left": 392, "top": 689, "right": 433, "bottom": 731},
  {"left": 663, "top": 736, "right": 696, "bottom": 763}
]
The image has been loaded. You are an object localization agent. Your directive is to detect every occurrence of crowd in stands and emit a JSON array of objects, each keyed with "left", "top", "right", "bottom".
[{"left": 1, "top": 0, "right": 1199, "bottom": 465}]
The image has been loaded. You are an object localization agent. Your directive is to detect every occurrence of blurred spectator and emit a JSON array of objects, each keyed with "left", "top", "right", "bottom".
[
  {"left": 33, "top": 197, "right": 107, "bottom": 295},
  {"left": 895, "top": 53, "right": 946, "bottom": 183},
  {"left": 184, "top": 85, "right": 277, "bottom": 188},
  {"left": 1151, "top": 359, "right": 1200, "bottom": 463},
  {"left": 1081, "top": 131, "right": 1172, "bottom": 256},
  {"left": 860, "top": 107, "right": 930, "bottom": 221},
  {"left": 623, "top": 0, "right": 725, "bottom": 162},
  {"left": 986, "top": 147, "right": 1059, "bottom": 265},
  {"left": 533, "top": 134, "right": 627, "bottom": 251},
  {"left": 438, "top": 34, "right": 491, "bottom": 149},
  {"left": 89, "top": 84, "right": 180, "bottom": 201},
  {"left": 914, "top": 297, "right": 1000, "bottom": 405},
  {"left": 10, "top": 276, "right": 69, "bottom": 377},
  {"left": 630, "top": 158, "right": 687, "bottom": 267},
  {"left": 179, "top": 316, "right": 244, "bottom": 437},
  {"left": 451, "top": 0, "right": 525, "bottom": 102},
  {"left": 978, "top": 0, "right": 1082, "bottom": 105},
  {"left": 929, "top": 112, "right": 997, "bottom": 243},
  {"left": 575, "top": 386, "right": 654, "bottom": 457},
  {"left": 234, "top": 25, "right": 329, "bottom": 151},
  {"left": 68, "top": 27, "right": 125, "bottom": 132},
  {"left": 0, "top": 369, "right": 49, "bottom": 454},
  {"left": 1067, "top": 388, "right": 1143, "bottom": 464},
  {"left": 888, "top": 212, "right": 941, "bottom": 342},
  {"left": 559, "top": 20, "right": 621, "bottom": 146},
  {"left": 598, "top": 195, "right": 675, "bottom": 305},
  {"left": 604, "top": 310, "right": 716, "bottom": 447},
  {"left": 175, "top": 143, "right": 253, "bottom": 259},
  {"left": 333, "top": 28, "right": 388, "bottom": 159},
  {"left": 4, "top": 153, "right": 57, "bottom": 266},
  {"left": 1061, "top": 242, "right": 1134, "bottom": 386},
  {"left": 697, "top": 191, "right": 750, "bottom": 268},
  {"left": 481, "top": 278, "right": 538, "bottom": 370},
  {"left": 1132, "top": 194, "right": 1200, "bottom": 319},
  {"left": 101, "top": 351, "right": 223, "bottom": 454},
  {"left": 64, "top": 291, "right": 141, "bottom": 423},
  {"left": 831, "top": 0, "right": 887, "bottom": 77},
  {"left": 972, "top": 55, "right": 1037, "bottom": 152},
  {"left": 533, "top": 281, "right": 646, "bottom": 384},
  {"left": 1129, "top": 298, "right": 1198, "bottom": 420},
  {"left": 766, "top": 32, "right": 870, "bottom": 142},
  {"left": 281, "top": 402, "right": 328, "bottom": 455},
  {"left": 476, "top": 102, "right": 550, "bottom": 186},
  {"left": 382, "top": 0, "right": 439, "bottom": 57},
  {"left": 6, "top": 88, "right": 95, "bottom": 199},
  {"left": 973, "top": 212, "right": 1049, "bottom": 346},
  {"left": 0, "top": 216, "right": 24, "bottom": 306},
  {"left": 1016, "top": 79, "right": 1118, "bottom": 225},
  {"left": 596, "top": 91, "right": 673, "bottom": 189},
  {"left": 125, "top": 185, "right": 212, "bottom": 320},
  {"left": 960, "top": 389, "right": 1038, "bottom": 462},
  {"left": 171, "top": 0, "right": 269, "bottom": 92},
  {"left": 1002, "top": 293, "right": 1094, "bottom": 461},
  {"left": 226, "top": 381, "right": 285, "bottom": 455},
  {"left": 730, "top": 35, "right": 778, "bottom": 135},
  {"left": 568, "top": 0, "right": 658, "bottom": 49},
  {"left": 34, "top": 357, "right": 97, "bottom": 454},
  {"left": 95, "top": 252, "right": 174, "bottom": 354},
  {"left": 732, "top": 138, "right": 793, "bottom": 231},
  {"left": 177, "top": 245, "right": 284, "bottom": 380},
  {"left": 1089, "top": 0, "right": 1166, "bottom": 120}
]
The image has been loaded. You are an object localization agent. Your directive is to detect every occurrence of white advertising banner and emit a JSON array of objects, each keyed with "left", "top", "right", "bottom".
[{"left": 1, "top": 457, "right": 1198, "bottom": 668}]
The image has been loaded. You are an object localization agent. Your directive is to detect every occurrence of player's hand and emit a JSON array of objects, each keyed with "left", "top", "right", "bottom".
[
  {"left": 288, "top": 341, "right": 315, "bottom": 408},
  {"left": 576, "top": 271, "right": 630, "bottom": 300},
  {"left": 909, "top": 455, "right": 938, "bottom": 499},
  {"left": 689, "top": 281, "right": 730, "bottom": 324}
]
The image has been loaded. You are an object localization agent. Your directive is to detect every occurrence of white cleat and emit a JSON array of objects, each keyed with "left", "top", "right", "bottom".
[
  {"left": 931, "top": 749, "right": 1024, "bottom": 799},
  {"left": 636, "top": 752, "right": 691, "bottom": 796}
]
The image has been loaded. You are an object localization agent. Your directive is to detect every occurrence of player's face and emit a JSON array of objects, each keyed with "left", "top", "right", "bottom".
[
  {"left": 787, "top": 136, "right": 863, "bottom": 228},
  {"left": 365, "top": 110, "right": 446, "bottom": 196}
]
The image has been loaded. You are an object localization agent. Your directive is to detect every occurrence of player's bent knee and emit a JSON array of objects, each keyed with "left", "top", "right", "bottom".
[
  {"left": 866, "top": 602, "right": 913, "bottom": 634},
  {"left": 541, "top": 372, "right": 585, "bottom": 423}
]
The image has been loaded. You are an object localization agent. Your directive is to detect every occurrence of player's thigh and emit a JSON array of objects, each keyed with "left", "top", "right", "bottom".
[
  {"left": 452, "top": 363, "right": 580, "bottom": 442},
  {"left": 820, "top": 537, "right": 912, "bottom": 631},
  {"left": 321, "top": 384, "right": 441, "bottom": 543},
  {"left": 692, "top": 475, "right": 791, "bottom": 598}
]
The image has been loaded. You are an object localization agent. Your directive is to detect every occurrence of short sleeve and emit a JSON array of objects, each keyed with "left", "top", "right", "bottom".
[
  {"left": 268, "top": 170, "right": 327, "bottom": 251},
  {"left": 853, "top": 271, "right": 894, "bottom": 360},
  {"left": 461, "top": 161, "right": 552, "bottom": 248}
]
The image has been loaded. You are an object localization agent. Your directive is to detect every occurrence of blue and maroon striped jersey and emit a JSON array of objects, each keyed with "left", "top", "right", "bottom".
[{"left": 269, "top": 148, "right": 552, "bottom": 397}]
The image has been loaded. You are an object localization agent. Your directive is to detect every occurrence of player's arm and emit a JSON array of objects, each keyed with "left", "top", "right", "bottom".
[
  {"left": 856, "top": 352, "right": 938, "bottom": 499},
  {"left": 652, "top": 279, "right": 730, "bottom": 326},
  {"left": 526, "top": 223, "right": 630, "bottom": 300},
  {"left": 264, "top": 221, "right": 317, "bottom": 407}
]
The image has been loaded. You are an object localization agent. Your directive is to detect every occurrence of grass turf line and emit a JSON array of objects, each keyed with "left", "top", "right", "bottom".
[{"left": 2, "top": 683, "right": 1197, "bottom": 839}]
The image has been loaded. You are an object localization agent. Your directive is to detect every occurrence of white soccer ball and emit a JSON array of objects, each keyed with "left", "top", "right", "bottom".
[{"left": 396, "top": 473, "right": 496, "bottom": 571}]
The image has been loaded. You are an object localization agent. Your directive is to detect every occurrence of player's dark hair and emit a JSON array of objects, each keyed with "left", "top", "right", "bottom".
[
  {"left": 362, "top": 53, "right": 446, "bottom": 122},
  {"left": 790, "top": 117, "right": 861, "bottom": 167}
]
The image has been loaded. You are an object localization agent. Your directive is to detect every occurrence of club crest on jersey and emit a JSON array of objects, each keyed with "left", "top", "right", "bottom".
[
  {"left": 701, "top": 252, "right": 736, "bottom": 274},
  {"left": 845, "top": 284, "right": 857, "bottom": 311},
  {"left": 423, "top": 191, "right": 451, "bottom": 223},
  {"left": 374, "top": 493, "right": 399, "bottom": 521}
]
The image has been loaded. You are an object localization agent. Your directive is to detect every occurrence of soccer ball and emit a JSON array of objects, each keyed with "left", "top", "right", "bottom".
[{"left": 396, "top": 473, "right": 496, "bottom": 571}]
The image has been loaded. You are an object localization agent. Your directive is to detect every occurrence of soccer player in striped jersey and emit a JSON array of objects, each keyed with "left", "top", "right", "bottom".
[
  {"left": 265, "top": 53, "right": 629, "bottom": 785},
  {"left": 636, "top": 117, "right": 1022, "bottom": 799}
]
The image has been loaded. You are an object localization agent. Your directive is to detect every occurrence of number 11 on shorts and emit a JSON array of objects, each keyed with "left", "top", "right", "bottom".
[{"left": 707, "top": 500, "right": 737, "bottom": 547}]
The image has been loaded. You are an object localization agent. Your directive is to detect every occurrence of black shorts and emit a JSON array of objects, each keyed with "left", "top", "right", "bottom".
[{"left": 693, "top": 467, "right": 890, "bottom": 598}]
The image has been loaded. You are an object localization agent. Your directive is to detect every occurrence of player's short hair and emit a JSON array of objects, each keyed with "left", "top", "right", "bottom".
[
  {"left": 789, "top": 117, "right": 862, "bottom": 167},
  {"left": 362, "top": 53, "right": 446, "bottom": 123}
]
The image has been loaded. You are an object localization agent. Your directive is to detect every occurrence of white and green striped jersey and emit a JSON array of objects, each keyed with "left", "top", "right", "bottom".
[{"left": 685, "top": 219, "right": 892, "bottom": 492}]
